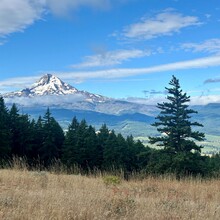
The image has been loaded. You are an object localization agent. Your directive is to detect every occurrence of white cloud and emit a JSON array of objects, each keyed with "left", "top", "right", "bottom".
[
  {"left": 1, "top": 55, "right": 220, "bottom": 93},
  {"left": 125, "top": 95, "right": 220, "bottom": 106},
  {"left": 190, "top": 95, "right": 220, "bottom": 105},
  {"left": 59, "top": 55, "right": 220, "bottom": 82},
  {"left": 0, "top": 76, "right": 39, "bottom": 93},
  {"left": 0, "top": 0, "right": 122, "bottom": 38},
  {"left": 122, "top": 10, "right": 201, "bottom": 40},
  {"left": 0, "top": 0, "right": 45, "bottom": 37},
  {"left": 182, "top": 39, "right": 220, "bottom": 55},
  {"left": 4, "top": 93, "right": 86, "bottom": 107},
  {"left": 72, "top": 49, "right": 151, "bottom": 68}
]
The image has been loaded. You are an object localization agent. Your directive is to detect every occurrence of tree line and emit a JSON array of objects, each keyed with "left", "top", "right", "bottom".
[
  {"left": 1, "top": 76, "right": 220, "bottom": 177},
  {"left": 0, "top": 98, "right": 149, "bottom": 173}
]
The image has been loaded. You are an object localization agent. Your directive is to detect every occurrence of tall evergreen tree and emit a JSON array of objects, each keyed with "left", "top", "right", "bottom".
[
  {"left": 0, "top": 97, "right": 11, "bottom": 159},
  {"left": 62, "top": 117, "right": 80, "bottom": 166},
  {"left": 62, "top": 118, "right": 101, "bottom": 170},
  {"left": 149, "top": 75, "right": 205, "bottom": 153},
  {"left": 103, "top": 131, "right": 129, "bottom": 170},
  {"left": 9, "top": 104, "right": 34, "bottom": 157},
  {"left": 9, "top": 104, "right": 20, "bottom": 156},
  {"left": 83, "top": 125, "right": 100, "bottom": 169},
  {"left": 96, "top": 124, "right": 110, "bottom": 167},
  {"left": 39, "top": 108, "right": 64, "bottom": 164},
  {"left": 28, "top": 116, "right": 44, "bottom": 160},
  {"left": 126, "top": 135, "right": 147, "bottom": 171}
]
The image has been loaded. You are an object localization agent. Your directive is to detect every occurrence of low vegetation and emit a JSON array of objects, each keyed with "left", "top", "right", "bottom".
[{"left": 1, "top": 166, "right": 220, "bottom": 220}]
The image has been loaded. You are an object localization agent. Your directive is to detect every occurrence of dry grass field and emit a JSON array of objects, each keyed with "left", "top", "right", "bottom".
[{"left": 0, "top": 167, "right": 220, "bottom": 220}]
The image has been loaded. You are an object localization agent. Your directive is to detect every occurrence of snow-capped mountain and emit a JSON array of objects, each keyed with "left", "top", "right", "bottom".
[
  {"left": 2, "top": 74, "right": 157, "bottom": 116},
  {"left": 4, "top": 74, "right": 107, "bottom": 103}
]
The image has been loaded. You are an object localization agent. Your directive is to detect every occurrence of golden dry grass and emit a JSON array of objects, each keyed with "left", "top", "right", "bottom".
[{"left": 0, "top": 168, "right": 220, "bottom": 220}]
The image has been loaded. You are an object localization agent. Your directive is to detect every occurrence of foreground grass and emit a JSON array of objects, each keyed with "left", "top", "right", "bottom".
[{"left": 0, "top": 169, "right": 220, "bottom": 220}]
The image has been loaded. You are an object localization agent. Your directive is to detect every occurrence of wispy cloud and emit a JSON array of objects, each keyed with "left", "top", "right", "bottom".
[
  {"left": 1, "top": 55, "right": 220, "bottom": 93},
  {"left": 204, "top": 77, "right": 220, "bottom": 84},
  {"left": 121, "top": 9, "right": 201, "bottom": 41},
  {"left": 60, "top": 55, "right": 220, "bottom": 82},
  {"left": 143, "top": 89, "right": 167, "bottom": 96},
  {"left": 0, "top": 76, "right": 39, "bottom": 93},
  {"left": 72, "top": 49, "right": 151, "bottom": 68},
  {"left": 124, "top": 96, "right": 166, "bottom": 106},
  {"left": 182, "top": 38, "right": 220, "bottom": 55},
  {"left": 0, "top": 0, "right": 124, "bottom": 39},
  {"left": 0, "top": 0, "right": 45, "bottom": 38}
]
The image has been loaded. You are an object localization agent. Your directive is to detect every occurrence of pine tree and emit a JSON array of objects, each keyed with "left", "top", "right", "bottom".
[
  {"left": 83, "top": 125, "right": 100, "bottom": 169},
  {"left": 96, "top": 124, "right": 110, "bottom": 167},
  {"left": 102, "top": 131, "right": 132, "bottom": 170},
  {"left": 62, "top": 117, "right": 80, "bottom": 166},
  {"left": 62, "top": 118, "right": 101, "bottom": 170},
  {"left": 126, "top": 135, "right": 147, "bottom": 171},
  {"left": 103, "top": 130, "right": 119, "bottom": 170},
  {"left": 0, "top": 97, "right": 11, "bottom": 159},
  {"left": 30, "top": 116, "right": 44, "bottom": 160},
  {"left": 9, "top": 104, "right": 20, "bottom": 156},
  {"left": 149, "top": 75, "right": 205, "bottom": 153},
  {"left": 39, "top": 108, "right": 64, "bottom": 164},
  {"left": 9, "top": 104, "right": 33, "bottom": 157}
]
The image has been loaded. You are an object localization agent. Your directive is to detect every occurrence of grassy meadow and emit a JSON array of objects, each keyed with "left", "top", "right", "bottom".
[{"left": 1, "top": 166, "right": 220, "bottom": 220}]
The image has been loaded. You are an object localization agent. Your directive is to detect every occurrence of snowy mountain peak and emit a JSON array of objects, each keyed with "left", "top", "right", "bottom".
[
  {"left": 30, "top": 74, "right": 78, "bottom": 96},
  {"left": 36, "top": 74, "right": 58, "bottom": 86},
  {"left": 3, "top": 74, "right": 108, "bottom": 103}
]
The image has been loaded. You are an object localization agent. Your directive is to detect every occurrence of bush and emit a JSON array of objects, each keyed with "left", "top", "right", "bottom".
[{"left": 103, "top": 175, "right": 121, "bottom": 186}]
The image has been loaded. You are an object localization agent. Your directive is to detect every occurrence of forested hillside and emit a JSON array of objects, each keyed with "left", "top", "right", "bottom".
[{"left": 1, "top": 95, "right": 220, "bottom": 177}]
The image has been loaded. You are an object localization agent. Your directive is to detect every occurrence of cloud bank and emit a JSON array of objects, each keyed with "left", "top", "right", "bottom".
[
  {"left": 122, "top": 10, "right": 201, "bottom": 40},
  {"left": 4, "top": 93, "right": 87, "bottom": 107},
  {"left": 125, "top": 95, "right": 220, "bottom": 106},
  {"left": 72, "top": 49, "right": 151, "bottom": 68}
]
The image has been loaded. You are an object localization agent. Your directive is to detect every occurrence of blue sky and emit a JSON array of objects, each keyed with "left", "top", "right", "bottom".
[{"left": 1, "top": 0, "right": 220, "bottom": 105}]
